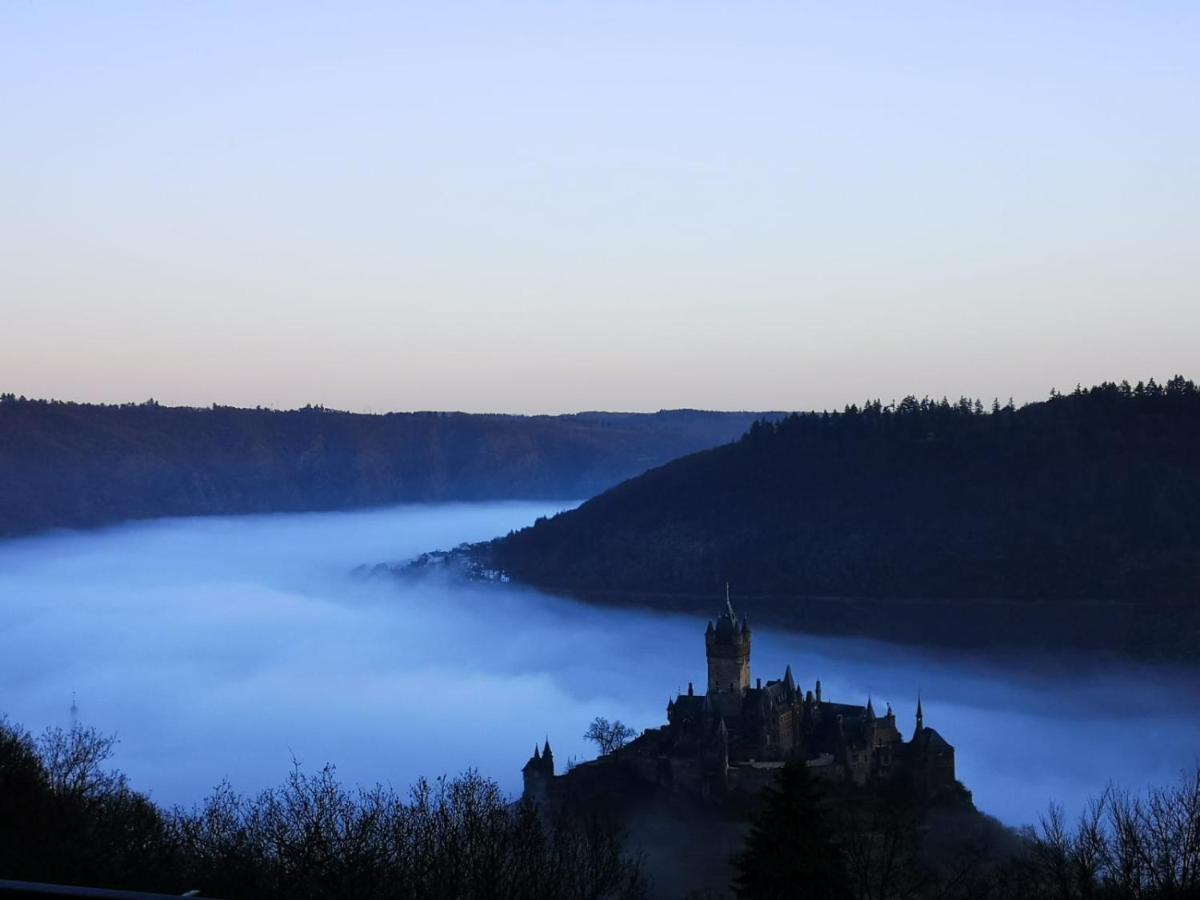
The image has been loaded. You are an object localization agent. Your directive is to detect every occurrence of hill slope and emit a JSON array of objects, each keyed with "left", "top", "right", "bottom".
[
  {"left": 475, "top": 379, "right": 1200, "bottom": 656},
  {"left": 0, "top": 397, "right": 777, "bottom": 537}
]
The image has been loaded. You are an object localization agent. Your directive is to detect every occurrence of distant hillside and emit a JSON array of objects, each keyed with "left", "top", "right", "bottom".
[
  {"left": 0, "top": 396, "right": 779, "bottom": 537},
  {"left": 474, "top": 379, "right": 1200, "bottom": 658}
]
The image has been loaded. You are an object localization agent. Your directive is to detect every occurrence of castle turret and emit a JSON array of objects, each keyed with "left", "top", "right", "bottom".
[
  {"left": 522, "top": 741, "right": 554, "bottom": 806},
  {"left": 915, "top": 694, "right": 924, "bottom": 735},
  {"left": 706, "top": 585, "right": 751, "bottom": 695}
]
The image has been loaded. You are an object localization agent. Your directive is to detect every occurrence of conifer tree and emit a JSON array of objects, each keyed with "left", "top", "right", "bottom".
[{"left": 732, "top": 762, "right": 852, "bottom": 900}]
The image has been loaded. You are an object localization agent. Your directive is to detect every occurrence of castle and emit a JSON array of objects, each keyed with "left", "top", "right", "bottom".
[{"left": 524, "top": 593, "right": 956, "bottom": 805}]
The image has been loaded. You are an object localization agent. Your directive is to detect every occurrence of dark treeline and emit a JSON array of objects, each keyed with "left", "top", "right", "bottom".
[
  {"left": 0, "top": 716, "right": 648, "bottom": 899},
  {"left": 4, "top": 716, "right": 1198, "bottom": 900},
  {"left": 476, "top": 378, "right": 1200, "bottom": 656},
  {"left": 0, "top": 396, "right": 776, "bottom": 538},
  {"left": 732, "top": 761, "right": 1200, "bottom": 900}
]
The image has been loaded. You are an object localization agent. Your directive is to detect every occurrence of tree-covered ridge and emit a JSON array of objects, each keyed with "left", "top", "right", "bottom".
[
  {"left": 0, "top": 396, "right": 777, "bottom": 537},
  {"left": 480, "top": 378, "right": 1200, "bottom": 610}
]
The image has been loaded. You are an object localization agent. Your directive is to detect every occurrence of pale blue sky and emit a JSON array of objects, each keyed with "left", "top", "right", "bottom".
[{"left": 2, "top": 2, "right": 1196, "bottom": 413}]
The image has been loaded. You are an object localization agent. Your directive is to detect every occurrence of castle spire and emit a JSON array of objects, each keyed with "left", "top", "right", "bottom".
[
  {"left": 866, "top": 696, "right": 876, "bottom": 720},
  {"left": 543, "top": 738, "right": 553, "bottom": 760},
  {"left": 915, "top": 692, "right": 924, "bottom": 733}
]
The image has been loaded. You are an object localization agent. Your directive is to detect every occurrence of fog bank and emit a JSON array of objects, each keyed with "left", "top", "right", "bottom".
[{"left": 0, "top": 503, "right": 1197, "bottom": 826}]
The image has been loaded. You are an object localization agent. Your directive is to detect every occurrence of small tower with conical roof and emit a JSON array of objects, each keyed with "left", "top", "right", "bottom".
[
  {"left": 915, "top": 694, "right": 924, "bottom": 736},
  {"left": 705, "top": 584, "right": 751, "bottom": 695}
]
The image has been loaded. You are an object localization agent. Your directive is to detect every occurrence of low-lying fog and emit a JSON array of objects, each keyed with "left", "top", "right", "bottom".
[{"left": 1, "top": 502, "right": 1197, "bottom": 827}]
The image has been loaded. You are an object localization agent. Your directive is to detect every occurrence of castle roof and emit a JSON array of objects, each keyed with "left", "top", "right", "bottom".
[
  {"left": 714, "top": 610, "right": 740, "bottom": 639},
  {"left": 522, "top": 746, "right": 543, "bottom": 773},
  {"left": 762, "top": 680, "right": 790, "bottom": 704},
  {"left": 822, "top": 701, "right": 866, "bottom": 718},
  {"left": 672, "top": 694, "right": 705, "bottom": 718},
  {"left": 910, "top": 726, "right": 952, "bottom": 754},
  {"left": 712, "top": 586, "right": 745, "bottom": 639}
]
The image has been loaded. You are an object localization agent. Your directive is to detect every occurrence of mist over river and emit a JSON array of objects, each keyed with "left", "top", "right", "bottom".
[{"left": 1, "top": 502, "right": 1197, "bottom": 827}]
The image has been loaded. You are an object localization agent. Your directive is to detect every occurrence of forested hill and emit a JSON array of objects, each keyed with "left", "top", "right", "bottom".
[
  {"left": 0, "top": 397, "right": 778, "bottom": 537},
  {"left": 475, "top": 379, "right": 1200, "bottom": 654}
]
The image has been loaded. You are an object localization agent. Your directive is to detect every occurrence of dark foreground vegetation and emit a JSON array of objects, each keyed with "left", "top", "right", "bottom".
[
  {"left": 4, "top": 715, "right": 1199, "bottom": 899},
  {"left": 476, "top": 378, "right": 1200, "bottom": 658},
  {"left": 732, "top": 762, "right": 1200, "bottom": 900},
  {"left": 0, "top": 396, "right": 774, "bottom": 538},
  {"left": 0, "top": 716, "right": 647, "bottom": 899}
]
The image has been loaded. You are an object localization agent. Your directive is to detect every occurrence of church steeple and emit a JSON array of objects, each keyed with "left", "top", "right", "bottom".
[{"left": 915, "top": 694, "right": 924, "bottom": 734}]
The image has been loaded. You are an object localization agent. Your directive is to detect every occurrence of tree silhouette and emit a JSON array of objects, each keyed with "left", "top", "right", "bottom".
[
  {"left": 584, "top": 717, "right": 638, "bottom": 755},
  {"left": 732, "top": 762, "right": 852, "bottom": 900}
]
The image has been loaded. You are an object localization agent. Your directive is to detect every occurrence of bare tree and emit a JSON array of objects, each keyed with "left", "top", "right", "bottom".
[
  {"left": 583, "top": 717, "right": 637, "bottom": 756},
  {"left": 1018, "top": 767, "right": 1200, "bottom": 900},
  {"left": 37, "top": 722, "right": 126, "bottom": 801}
]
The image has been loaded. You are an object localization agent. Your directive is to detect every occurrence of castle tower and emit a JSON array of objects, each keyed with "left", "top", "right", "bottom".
[
  {"left": 522, "top": 739, "right": 555, "bottom": 806},
  {"left": 705, "top": 585, "right": 751, "bottom": 695}
]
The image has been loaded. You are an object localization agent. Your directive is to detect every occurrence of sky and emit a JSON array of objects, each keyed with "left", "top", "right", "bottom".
[
  {"left": 2, "top": 2, "right": 1197, "bottom": 414},
  {"left": 2, "top": 502, "right": 1198, "bottom": 826}
]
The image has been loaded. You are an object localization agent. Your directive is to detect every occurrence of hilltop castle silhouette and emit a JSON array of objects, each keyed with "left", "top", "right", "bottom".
[{"left": 524, "top": 592, "right": 956, "bottom": 805}]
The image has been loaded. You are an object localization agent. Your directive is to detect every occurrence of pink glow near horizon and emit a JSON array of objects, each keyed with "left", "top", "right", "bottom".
[{"left": 3, "top": 3, "right": 1197, "bottom": 414}]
